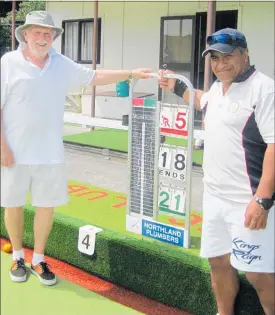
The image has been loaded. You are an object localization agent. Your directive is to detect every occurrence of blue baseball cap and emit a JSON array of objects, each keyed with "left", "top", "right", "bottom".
[{"left": 202, "top": 28, "right": 248, "bottom": 58}]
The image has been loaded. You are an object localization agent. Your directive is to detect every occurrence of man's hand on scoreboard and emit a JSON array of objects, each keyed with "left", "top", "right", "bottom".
[{"left": 158, "top": 69, "right": 176, "bottom": 91}]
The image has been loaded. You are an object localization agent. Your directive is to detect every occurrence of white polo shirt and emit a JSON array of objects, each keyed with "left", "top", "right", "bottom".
[
  {"left": 201, "top": 69, "right": 275, "bottom": 203},
  {"left": 1, "top": 45, "right": 95, "bottom": 165}
]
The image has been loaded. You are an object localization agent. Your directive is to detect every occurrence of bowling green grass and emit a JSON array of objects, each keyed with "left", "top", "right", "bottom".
[
  {"left": 1, "top": 179, "right": 261, "bottom": 314},
  {"left": 63, "top": 128, "right": 204, "bottom": 166}
]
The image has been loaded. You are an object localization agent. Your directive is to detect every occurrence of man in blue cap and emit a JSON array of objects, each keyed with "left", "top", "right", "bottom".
[{"left": 159, "top": 28, "right": 274, "bottom": 315}]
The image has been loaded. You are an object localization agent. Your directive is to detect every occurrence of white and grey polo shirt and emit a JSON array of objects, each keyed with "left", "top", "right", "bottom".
[
  {"left": 201, "top": 67, "right": 275, "bottom": 204},
  {"left": 1, "top": 45, "right": 95, "bottom": 165}
]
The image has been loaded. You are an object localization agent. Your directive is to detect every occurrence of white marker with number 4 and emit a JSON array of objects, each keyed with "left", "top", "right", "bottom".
[{"left": 78, "top": 225, "right": 103, "bottom": 256}]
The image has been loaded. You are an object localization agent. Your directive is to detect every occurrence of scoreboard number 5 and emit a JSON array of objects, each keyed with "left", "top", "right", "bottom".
[{"left": 173, "top": 109, "right": 188, "bottom": 131}]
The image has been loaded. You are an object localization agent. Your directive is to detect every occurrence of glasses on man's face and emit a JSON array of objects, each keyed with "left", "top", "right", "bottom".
[{"left": 207, "top": 34, "right": 247, "bottom": 48}]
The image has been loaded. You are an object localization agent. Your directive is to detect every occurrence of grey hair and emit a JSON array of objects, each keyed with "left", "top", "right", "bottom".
[
  {"left": 238, "top": 47, "right": 247, "bottom": 54},
  {"left": 237, "top": 47, "right": 250, "bottom": 65}
]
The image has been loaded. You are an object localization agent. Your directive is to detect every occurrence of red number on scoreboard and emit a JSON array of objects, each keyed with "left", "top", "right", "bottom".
[{"left": 175, "top": 112, "right": 187, "bottom": 130}]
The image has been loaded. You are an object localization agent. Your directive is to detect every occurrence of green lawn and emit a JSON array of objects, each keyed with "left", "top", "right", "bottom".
[
  {"left": 63, "top": 128, "right": 203, "bottom": 165},
  {"left": 1, "top": 253, "right": 142, "bottom": 315}
]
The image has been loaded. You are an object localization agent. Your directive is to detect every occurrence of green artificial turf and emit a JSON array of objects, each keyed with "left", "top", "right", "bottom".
[
  {"left": 63, "top": 129, "right": 128, "bottom": 151},
  {"left": 63, "top": 129, "right": 203, "bottom": 165},
  {"left": 1, "top": 253, "right": 142, "bottom": 315},
  {"left": 0, "top": 206, "right": 264, "bottom": 315}
]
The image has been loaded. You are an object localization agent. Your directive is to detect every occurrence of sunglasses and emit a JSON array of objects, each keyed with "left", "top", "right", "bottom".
[{"left": 207, "top": 34, "right": 247, "bottom": 48}]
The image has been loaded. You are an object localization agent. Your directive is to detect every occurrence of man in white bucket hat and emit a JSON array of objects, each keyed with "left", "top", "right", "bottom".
[
  {"left": 1, "top": 11, "right": 152, "bottom": 286},
  {"left": 15, "top": 10, "right": 64, "bottom": 44}
]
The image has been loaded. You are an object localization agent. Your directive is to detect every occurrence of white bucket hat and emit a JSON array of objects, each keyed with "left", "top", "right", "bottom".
[{"left": 15, "top": 11, "right": 64, "bottom": 43}]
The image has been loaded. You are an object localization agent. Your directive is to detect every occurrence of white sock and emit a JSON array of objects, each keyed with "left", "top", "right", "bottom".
[
  {"left": 32, "top": 253, "right": 45, "bottom": 266},
  {"left": 13, "top": 249, "right": 24, "bottom": 261}
]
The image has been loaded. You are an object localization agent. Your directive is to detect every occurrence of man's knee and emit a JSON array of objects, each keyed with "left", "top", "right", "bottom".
[
  {"left": 246, "top": 272, "right": 275, "bottom": 290},
  {"left": 209, "top": 254, "right": 231, "bottom": 270},
  {"left": 208, "top": 254, "right": 239, "bottom": 294}
]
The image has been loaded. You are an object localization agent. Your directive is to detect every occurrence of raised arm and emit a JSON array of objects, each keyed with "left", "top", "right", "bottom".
[
  {"left": 158, "top": 70, "right": 205, "bottom": 111},
  {"left": 183, "top": 89, "right": 206, "bottom": 110}
]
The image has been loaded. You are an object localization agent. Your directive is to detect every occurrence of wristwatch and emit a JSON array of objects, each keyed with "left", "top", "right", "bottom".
[{"left": 254, "top": 195, "right": 274, "bottom": 210}]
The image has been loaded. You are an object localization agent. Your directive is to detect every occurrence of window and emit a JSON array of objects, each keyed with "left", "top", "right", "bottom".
[
  {"left": 162, "top": 18, "right": 194, "bottom": 67},
  {"left": 159, "top": 16, "right": 195, "bottom": 105},
  {"left": 62, "top": 18, "right": 101, "bottom": 64}
]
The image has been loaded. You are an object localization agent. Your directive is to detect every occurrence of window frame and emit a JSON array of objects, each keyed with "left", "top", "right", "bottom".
[
  {"left": 61, "top": 18, "right": 102, "bottom": 64},
  {"left": 158, "top": 15, "right": 196, "bottom": 101},
  {"left": 159, "top": 15, "right": 196, "bottom": 74}
]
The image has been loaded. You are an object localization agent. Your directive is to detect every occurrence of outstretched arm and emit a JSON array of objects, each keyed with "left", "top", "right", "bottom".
[{"left": 90, "top": 68, "right": 153, "bottom": 86}]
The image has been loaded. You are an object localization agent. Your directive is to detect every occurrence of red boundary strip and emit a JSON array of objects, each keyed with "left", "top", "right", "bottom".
[
  {"left": 161, "top": 128, "right": 188, "bottom": 137},
  {"left": 1, "top": 238, "right": 192, "bottom": 315}
]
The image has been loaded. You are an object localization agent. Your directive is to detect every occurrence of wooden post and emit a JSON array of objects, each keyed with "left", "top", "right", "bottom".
[
  {"left": 91, "top": 0, "right": 98, "bottom": 120},
  {"left": 203, "top": 0, "right": 216, "bottom": 91},
  {"left": 11, "top": 0, "right": 16, "bottom": 50}
]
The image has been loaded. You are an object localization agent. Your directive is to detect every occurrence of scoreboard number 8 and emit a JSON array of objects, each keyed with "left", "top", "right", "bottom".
[{"left": 159, "top": 147, "right": 187, "bottom": 172}]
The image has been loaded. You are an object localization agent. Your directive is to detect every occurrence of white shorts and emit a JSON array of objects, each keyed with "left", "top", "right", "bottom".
[
  {"left": 1, "top": 164, "right": 69, "bottom": 208},
  {"left": 200, "top": 190, "right": 275, "bottom": 273}
]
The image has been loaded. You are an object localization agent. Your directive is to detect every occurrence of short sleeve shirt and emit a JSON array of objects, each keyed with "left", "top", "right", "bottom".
[
  {"left": 1, "top": 46, "right": 95, "bottom": 164},
  {"left": 200, "top": 70, "right": 274, "bottom": 203}
]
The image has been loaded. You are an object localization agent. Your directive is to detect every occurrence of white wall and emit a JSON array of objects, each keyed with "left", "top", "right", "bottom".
[
  {"left": 240, "top": 2, "right": 274, "bottom": 79},
  {"left": 47, "top": 0, "right": 274, "bottom": 114}
]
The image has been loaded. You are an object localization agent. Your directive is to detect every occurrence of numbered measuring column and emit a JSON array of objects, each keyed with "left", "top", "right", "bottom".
[{"left": 126, "top": 95, "right": 159, "bottom": 219}]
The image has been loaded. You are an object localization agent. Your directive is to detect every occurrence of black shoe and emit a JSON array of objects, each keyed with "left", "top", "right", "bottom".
[
  {"left": 31, "top": 262, "right": 56, "bottom": 286},
  {"left": 10, "top": 258, "right": 27, "bottom": 282}
]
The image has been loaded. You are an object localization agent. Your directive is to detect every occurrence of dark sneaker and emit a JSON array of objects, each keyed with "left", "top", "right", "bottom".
[
  {"left": 31, "top": 262, "right": 56, "bottom": 286},
  {"left": 10, "top": 258, "right": 27, "bottom": 282}
]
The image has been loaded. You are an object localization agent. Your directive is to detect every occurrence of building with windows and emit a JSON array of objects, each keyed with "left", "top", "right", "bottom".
[{"left": 46, "top": 1, "right": 274, "bottom": 122}]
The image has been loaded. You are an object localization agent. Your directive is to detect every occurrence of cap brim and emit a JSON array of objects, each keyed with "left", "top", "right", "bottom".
[
  {"left": 15, "top": 24, "right": 64, "bottom": 43},
  {"left": 202, "top": 43, "right": 234, "bottom": 58}
]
